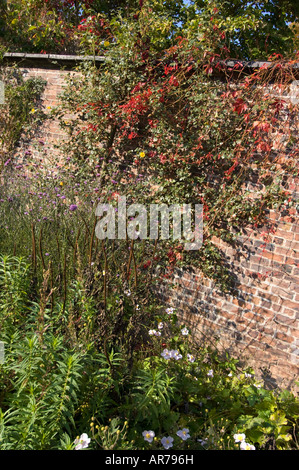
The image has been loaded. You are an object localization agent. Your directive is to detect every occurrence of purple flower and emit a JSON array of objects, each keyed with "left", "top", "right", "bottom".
[{"left": 69, "top": 204, "right": 78, "bottom": 211}]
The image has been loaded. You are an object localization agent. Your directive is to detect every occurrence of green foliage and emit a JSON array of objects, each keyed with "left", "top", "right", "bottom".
[
  {"left": 0, "top": 257, "right": 297, "bottom": 450},
  {"left": 0, "top": 255, "right": 31, "bottom": 326},
  {"left": 0, "top": 0, "right": 297, "bottom": 56},
  {"left": 131, "top": 366, "right": 177, "bottom": 428},
  {"left": 0, "top": 0, "right": 72, "bottom": 53},
  {"left": 0, "top": 65, "right": 46, "bottom": 164},
  {"left": 91, "top": 417, "right": 134, "bottom": 450},
  {"left": 0, "top": 333, "right": 83, "bottom": 449},
  {"left": 185, "top": 0, "right": 298, "bottom": 59}
]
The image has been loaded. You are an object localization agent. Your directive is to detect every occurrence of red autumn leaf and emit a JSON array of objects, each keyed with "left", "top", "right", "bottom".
[
  {"left": 256, "top": 141, "right": 271, "bottom": 153},
  {"left": 128, "top": 131, "right": 138, "bottom": 140},
  {"left": 272, "top": 99, "right": 286, "bottom": 112},
  {"left": 203, "top": 64, "right": 213, "bottom": 75},
  {"left": 252, "top": 121, "right": 270, "bottom": 133},
  {"left": 233, "top": 98, "right": 248, "bottom": 115},
  {"left": 169, "top": 75, "right": 179, "bottom": 86}
]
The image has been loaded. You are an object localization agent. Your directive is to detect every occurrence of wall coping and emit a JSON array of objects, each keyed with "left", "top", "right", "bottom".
[{"left": 2, "top": 52, "right": 105, "bottom": 69}]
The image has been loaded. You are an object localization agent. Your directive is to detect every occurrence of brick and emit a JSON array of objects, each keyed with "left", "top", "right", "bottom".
[
  {"left": 275, "top": 332, "right": 293, "bottom": 343},
  {"left": 271, "top": 284, "right": 295, "bottom": 298},
  {"left": 275, "top": 229, "right": 296, "bottom": 241},
  {"left": 248, "top": 330, "right": 259, "bottom": 339},
  {"left": 260, "top": 251, "right": 285, "bottom": 263},
  {"left": 259, "top": 299, "right": 272, "bottom": 309},
  {"left": 271, "top": 303, "right": 284, "bottom": 313},
  {"left": 274, "top": 246, "right": 293, "bottom": 256},
  {"left": 283, "top": 239, "right": 299, "bottom": 249},
  {"left": 275, "top": 314, "right": 297, "bottom": 326},
  {"left": 282, "top": 307, "right": 297, "bottom": 317},
  {"left": 281, "top": 300, "right": 299, "bottom": 311},
  {"left": 243, "top": 311, "right": 265, "bottom": 323}
]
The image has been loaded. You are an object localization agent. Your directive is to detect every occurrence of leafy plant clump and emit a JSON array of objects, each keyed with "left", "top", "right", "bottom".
[
  {"left": 0, "top": 255, "right": 298, "bottom": 451},
  {"left": 0, "top": 63, "right": 46, "bottom": 167}
]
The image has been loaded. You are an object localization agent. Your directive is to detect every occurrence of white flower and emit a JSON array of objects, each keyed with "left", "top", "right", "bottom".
[
  {"left": 171, "top": 349, "right": 182, "bottom": 360},
  {"left": 176, "top": 428, "right": 190, "bottom": 441},
  {"left": 161, "top": 349, "right": 172, "bottom": 360},
  {"left": 240, "top": 441, "right": 256, "bottom": 450},
  {"left": 142, "top": 430, "right": 155, "bottom": 443},
  {"left": 158, "top": 322, "right": 163, "bottom": 329},
  {"left": 74, "top": 433, "right": 91, "bottom": 450},
  {"left": 228, "top": 372, "right": 233, "bottom": 377},
  {"left": 124, "top": 289, "right": 131, "bottom": 296},
  {"left": 233, "top": 433, "right": 246, "bottom": 443},
  {"left": 187, "top": 353, "right": 195, "bottom": 363},
  {"left": 161, "top": 436, "right": 174, "bottom": 449},
  {"left": 244, "top": 372, "right": 252, "bottom": 378},
  {"left": 207, "top": 369, "right": 214, "bottom": 377},
  {"left": 165, "top": 307, "right": 174, "bottom": 315},
  {"left": 149, "top": 329, "right": 161, "bottom": 337},
  {"left": 181, "top": 327, "right": 189, "bottom": 335},
  {"left": 161, "top": 349, "right": 183, "bottom": 360}
]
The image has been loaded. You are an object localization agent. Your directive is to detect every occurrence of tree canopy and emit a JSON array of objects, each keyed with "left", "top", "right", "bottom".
[{"left": 0, "top": 0, "right": 298, "bottom": 58}]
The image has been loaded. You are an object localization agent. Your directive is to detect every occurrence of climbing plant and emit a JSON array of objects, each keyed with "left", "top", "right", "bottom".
[
  {"left": 53, "top": 3, "right": 298, "bottom": 290},
  {"left": 0, "top": 64, "right": 46, "bottom": 167}
]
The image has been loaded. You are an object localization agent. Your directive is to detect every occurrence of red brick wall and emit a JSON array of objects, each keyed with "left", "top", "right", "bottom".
[
  {"left": 7, "top": 58, "right": 299, "bottom": 389},
  {"left": 16, "top": 65, "right": 73, "bottom": 159},
  {"left": 159, "top": 202, "right": 299, "bottom": 389}
]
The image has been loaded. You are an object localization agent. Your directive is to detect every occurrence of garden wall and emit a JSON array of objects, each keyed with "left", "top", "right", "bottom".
[
  {"left": 3, "top": 53, "right": 299, "bottom": 390},
  {"left": 2, "top": 53, "right": 105, "bottom": 159},
  {"left": 158, "top": 213, "right": 299, "bottom": 390}
]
